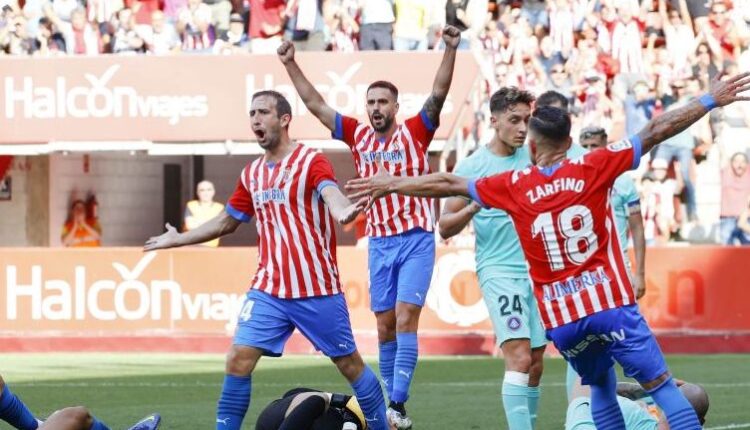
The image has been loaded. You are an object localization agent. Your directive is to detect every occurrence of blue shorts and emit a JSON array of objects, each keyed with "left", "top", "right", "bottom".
[
  {"left": 368, "top": 228, "right": 435, "bottom": 312},
  {"left": 234, "top": 289, "right": 357, "bottom": 358},
  {"left": 547, "top": 305, "right": 668, "bottom": 386}
]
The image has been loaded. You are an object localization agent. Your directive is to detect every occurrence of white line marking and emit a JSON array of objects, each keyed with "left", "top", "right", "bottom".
[{"left": 706, "top": 424, "right": 750, "bottom": 430}]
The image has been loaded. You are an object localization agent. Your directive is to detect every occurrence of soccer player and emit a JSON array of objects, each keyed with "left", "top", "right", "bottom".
[
  {"left": 0, "top": 374, "right": 160, "bottom": 430},
  {"left": 439, "top": 87, "right": 545, "bottom": 430},
  {"left": 144, "top": 91, "right": 390, "bottom": 430},
  {"left": 565, "top": 367, "right": 710, "bottom": 429},
  {"left": 255, "top": 388, "right": 366, "bottom": 430},
  {"left": 278, "top": 25, "right": 462, "bottom": 429},
  {"left": 579, "top": 126, "right": 646, "bottom": 299},
  {"left": 346, "top": 73, "right": 750, "bottom": 429}
]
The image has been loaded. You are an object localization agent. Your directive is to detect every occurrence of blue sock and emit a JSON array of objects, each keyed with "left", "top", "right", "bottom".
[
  {"left": 351, "top": 366, "right": 388, "bottom": 430},
  {"left": 0, "top": 384, "right": 39, "bottom": 430},
  {"left": 89, "top": 418, "right": 111, "bottom": 430},
  {"left": 391, "top": 332, "right": 418, "bottom": 403},
  {"left": 216, "top": 375, "right": 251, "bottom": 430},
  {"left": 527, "top": 386, "right": 541, "bottom": 429},
  {"left": 502, "top": 372, "right": 531, "bottom": 430},
  {"left": 590, "top": 367, "right": 626, "bottom": 430},
  {"left": 649, "top": 377, "right": 702, "bottom": 429},
  {"left": 378, "top": 340, "right": 397, "bottom": 400}
]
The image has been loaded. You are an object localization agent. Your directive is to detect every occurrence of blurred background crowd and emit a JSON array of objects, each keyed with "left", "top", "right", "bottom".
[{"left": 2, "top": 0, "right": 749, "bottom": 246}]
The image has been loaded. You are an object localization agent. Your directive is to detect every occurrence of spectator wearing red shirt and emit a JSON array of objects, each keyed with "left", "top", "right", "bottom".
[
  {"left": 720, "top": 152, "right": 750, "bottom": 245},
  {"left": 47, "top": 6, "right": 101, "bottom": 55},
  {"left": 707, "top": 0, "right": 741, "bottom": 61},
  {"left": 248, "top": 0, "right": 285, "bottom": 54},
  {"left": 126, "top": 0, "right": 163, "bottom": 25},
  {"left": 177, "top": 0, "right": 215, "bottom": 50}
]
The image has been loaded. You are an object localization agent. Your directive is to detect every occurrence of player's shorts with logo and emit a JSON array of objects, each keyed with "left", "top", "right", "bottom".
[
  {"left": 478, "top": 270, "right": 547, "bottom": 348},
  {"left": 234, "top": 289, "right": 357, "bottom": 358},
  {"left": 547, "top": 305, "right": 668, "bottom": 386},
  {"left": 368, "top": 227, "right": 435, "bottom": 312}
]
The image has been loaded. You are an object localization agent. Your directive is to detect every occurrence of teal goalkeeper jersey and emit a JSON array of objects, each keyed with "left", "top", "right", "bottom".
[{"left": 619, "top": 397, "right": 659, "bottom": 430}]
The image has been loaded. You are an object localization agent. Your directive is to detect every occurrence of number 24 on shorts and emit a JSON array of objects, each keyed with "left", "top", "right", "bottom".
[
  {"left": 239, "top": 300, "right": 255, "bottom": 322},
  {"left": 499, "top": 295, "right": 522, "bottom": 316}
]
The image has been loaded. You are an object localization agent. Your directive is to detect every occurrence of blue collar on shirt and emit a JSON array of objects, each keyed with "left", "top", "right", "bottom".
[{"left": 539, "top": 163, "right": 562, "bottom": 177}]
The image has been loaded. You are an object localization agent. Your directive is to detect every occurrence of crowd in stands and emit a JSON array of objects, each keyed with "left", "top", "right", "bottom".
[{"left": 2, "top": 0, "right": 749, "bottom": 245}]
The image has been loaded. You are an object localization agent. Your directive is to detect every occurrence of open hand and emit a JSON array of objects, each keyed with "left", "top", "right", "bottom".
[
  {"left": 710, "top": 71, "right": 750, "bottom": 107},
  {"left": 442, "top": 25, "right": 461, "bottom": 49},
  {"left": 277, "top": 40, "right": 296, "bottom": 64},
  {"left": 345, "top": 162, "right": 393, "bottom": 210},
  {"left": 338, "top": 196, "right": 368, "bottom": 224},
  {"left": 144, "top": 223, "right": 181, "bottom": 251}
]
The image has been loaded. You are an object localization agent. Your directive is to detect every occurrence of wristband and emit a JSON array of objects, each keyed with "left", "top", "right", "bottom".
[{"left": 699, "top": 94, "right": 717, "bottom": 111}]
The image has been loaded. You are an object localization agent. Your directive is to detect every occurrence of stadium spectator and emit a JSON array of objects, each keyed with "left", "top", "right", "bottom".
[
  {"left": 658, "top": 0, "right": 695, "bottom": 78},
  {"left": 202, "top": 0, "right": 231, "bottom": 34},
  {"left": 652, "top": 79, "right": 699, "bottom": 223},
  {"left": 737, "top": 197, "right": 750, "bottom": 245},
  {"left": 177, "top": 0, "right": 215, "bottom": 50},
  {"left": 213, "top": 11, "right": 246, "bottom": 53},
  {"left": 720, "top": 152, "right": 750, "bottom": 245},
  {"left": 143, "top": 10, "right": 180, "bottom": 54},
  {"left": 52, "top": 0, "right": 79, "bottom": 22},
  {"left": 163, "top": 0, "right": 187, "bottom": 22},
  {"left": 284, "top": 0, "right": 327, "bottom": 51},
  {"left": 247, "top": 0, "right": 284, "bottom": 53},
  {"left": 358, "top": 0, "right": 395, "bottom": 50},
  {"left": 30, "top": 16, "right": 66, "bottom": 55},
  {"left": 184, "top": 180, "right": 224, "bottom": 247},
  {"left": 87, "top": 0, "right": 124, "bottom": 26},
  {"left": 649, "top": 158, "right": 679, "bottom": 242},
  {"left": 112, "top": 7, "right": 147, "bottom": 54},
  {"left": 393, "top": 0, "right": 430, "bottom": 51},
  {"left": 622, "top": 80, "right": 656, "bottom": 137},
  {"left": 328, "top": 4, "right": 358, "bottom": 52},
  {"left": 125, "top": 0, "right": 162, "bottom": 25},
  {"left": 707, "top": 0, "right": 741, "bottom": 61},
  {"left": 640, "top": 173, "right": 665, "bottom": 246},
  {"left": 61, "top": 199, "right": 102, "bottom": 247},
  {"left": 47, "top": 6, "right": 101, "bottom": 55}
]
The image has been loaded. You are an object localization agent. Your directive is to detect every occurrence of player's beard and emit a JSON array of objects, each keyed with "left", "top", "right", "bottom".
[{"left": 370, "top": 113, "right": 394, "bottom": 133}]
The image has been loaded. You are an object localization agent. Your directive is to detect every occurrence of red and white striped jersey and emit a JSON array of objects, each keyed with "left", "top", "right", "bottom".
[
  {"left": 334, "top": 111, "right": 436, "bottom": 237},
  {"left": 226, "top": 144, "right": 342, "bottom": 299},
  {"left": 469, "top": 137, "right": 644, "bottom": 329}
]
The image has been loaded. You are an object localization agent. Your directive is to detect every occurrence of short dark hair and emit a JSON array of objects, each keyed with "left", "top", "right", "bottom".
[
  {"left": 489, "top": 87, "right": 535, "bottom": 114},
  {"left": 536, "top": 90, "right": 569, "bottom": 112},
  {"left": 579, "top": 126, "right": 607, "bottom": 142},
  {"left": 252, "top": 90, "right": 292, "bottom": 120},
  {"left": 529, "top": 106, "right": 571, "bottom": 142},
  {"left": 367, "top": 80, "right": 399, "bottom": 100}
]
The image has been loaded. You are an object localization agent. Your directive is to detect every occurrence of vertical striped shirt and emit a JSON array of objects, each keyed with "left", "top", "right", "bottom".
[
  {"left": 226, "top": 144, "right": 342, "bottom": 299},
  {"left": 469, "top": 138, "right": 643, "bottom": 329},
  {"left": 333, "top": 111, "right": 436, "bottom": 237}
]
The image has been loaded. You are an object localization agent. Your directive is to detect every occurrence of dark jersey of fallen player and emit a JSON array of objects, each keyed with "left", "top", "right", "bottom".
[{"left": 255, "top": 388, "right": 365, "bottom": 430}]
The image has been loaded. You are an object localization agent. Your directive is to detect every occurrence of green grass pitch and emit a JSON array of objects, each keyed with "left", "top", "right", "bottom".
[{"left": 1, "top": 353, "right": 748, "bottom": 429}]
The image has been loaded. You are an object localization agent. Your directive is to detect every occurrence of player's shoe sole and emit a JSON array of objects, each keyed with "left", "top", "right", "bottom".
[
  {"left": 387, "top": 407, "right": 413, "bottom": 430},
  {"left": 126, "top": 413, "right": 161, "bottom": 430}
]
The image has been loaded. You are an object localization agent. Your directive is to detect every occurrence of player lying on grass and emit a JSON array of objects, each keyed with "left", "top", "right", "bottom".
[
  {"left": 565, "top": 365, "right": 709, "bottom": 430},
  {"left": 0, "top": 375, "right": 160, "bottom": 430},
  {"left": 346, "top": 72, "right": 750, "bottom": 429},
  {"left": 256, "top": 388, "right": 373, "bottom": 430}
]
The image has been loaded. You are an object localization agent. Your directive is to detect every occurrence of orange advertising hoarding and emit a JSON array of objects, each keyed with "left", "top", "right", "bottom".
[
  {"left": 0, "top": 53, "right": 479, "bottom": 144},
  {"left": 1, "top": 247, "right": 748, "bottom": 341}
]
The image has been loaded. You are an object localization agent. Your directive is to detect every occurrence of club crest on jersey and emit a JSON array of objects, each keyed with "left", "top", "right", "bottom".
[
  {"left": 507, "top": 316, "right": 523, "bottom": 331},
  {"left": 607, "top": 140, "right": 633, "bottom": 152},
  {"left": 279, "top": 167, "right": 293, "bottom": 186}
]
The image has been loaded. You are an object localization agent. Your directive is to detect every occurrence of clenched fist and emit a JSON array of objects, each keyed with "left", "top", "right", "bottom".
[
  {"left": 277, "top": 40, "right": 296, "bottom": 65},
  {"left": 442, "top": 25, "right": 461, "bottom": 49}
]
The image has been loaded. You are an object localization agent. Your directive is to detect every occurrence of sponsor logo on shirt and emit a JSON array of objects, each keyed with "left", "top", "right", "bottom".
[
  {"left": 254, "top": 188, "right": 286, "bottom": 205},
  {"left": 541, "top": 268, "right": 611, "bottom": 301},
  {"left": 361, "top": 150, "right": 405, "bottom": 164}
]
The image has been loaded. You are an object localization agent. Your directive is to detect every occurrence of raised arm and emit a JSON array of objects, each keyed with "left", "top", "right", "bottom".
[
  {"left": 438, "top": 197, "right": 481, "bottom": 240},
  {"left": 638, "top": 73, "right": 750, "bottom": 154},
  {"left": 422, "top": 26, "right": 461, "bottom": 127},
  {"left": 144, "top": 212, "right": 240, "bottom": 251},
  {"left": 278, "top": 41, "right": 337, "bottom": 131},
  {"left": 320, "top": 185, "right": 367, "bottom": 225}
]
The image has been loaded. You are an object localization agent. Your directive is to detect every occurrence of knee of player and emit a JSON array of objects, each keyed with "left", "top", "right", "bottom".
[
  {"left": 376, "top": 314, "right": 397, "bottom": 341},
  {"left": 395, "top": 306, "right": 421, "bottom": 333},
  {"left": 225, "top": 346, "right": 260, "bottom": 376},
  {"left": 502, "top": 344, "right": 533, "bottom": 372},
  {"left": 332, "top": 353, "right": 365, "bottom": 382}
]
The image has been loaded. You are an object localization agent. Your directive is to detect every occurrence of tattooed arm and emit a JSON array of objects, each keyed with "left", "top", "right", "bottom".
[
  {"left": 422, "top": 25, "right": 461, "bottom": 128},
  {"left": 638, "top": 73, "right": 750, "bottom": 154}
]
